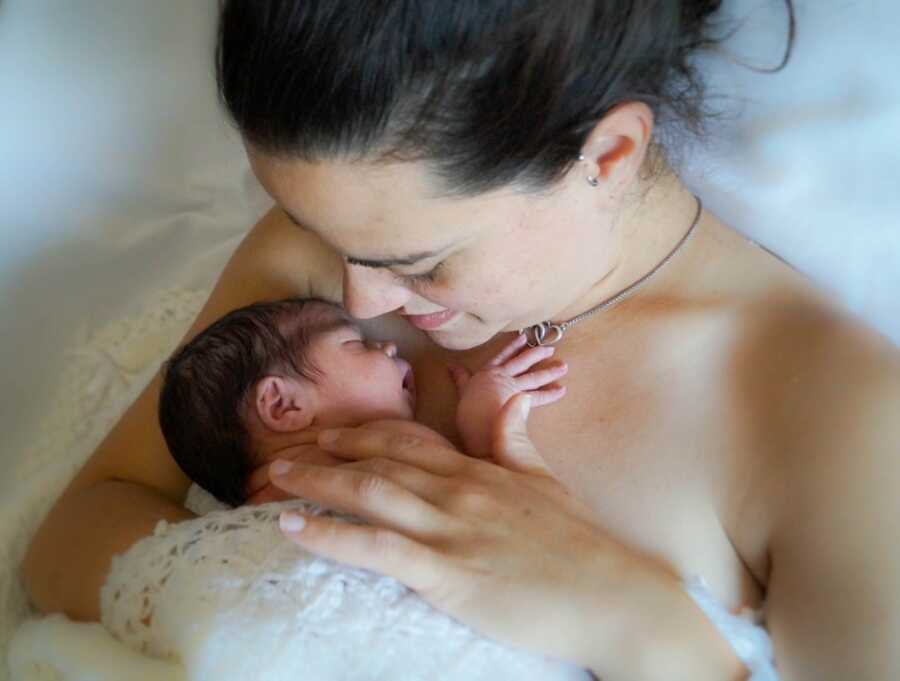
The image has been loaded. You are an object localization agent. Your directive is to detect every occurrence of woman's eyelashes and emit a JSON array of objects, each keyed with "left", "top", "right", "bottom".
[
  {"left": 340, "top": 332, "right": 367, "bottom": 349},
  {"left": 398, "top": 261, "right": 444, "bottom": 286}
]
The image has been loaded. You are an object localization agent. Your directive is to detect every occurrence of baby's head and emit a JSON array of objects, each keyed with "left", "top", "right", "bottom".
[{"left": 159, "top": 298, "right": 416, "bottom": 506}]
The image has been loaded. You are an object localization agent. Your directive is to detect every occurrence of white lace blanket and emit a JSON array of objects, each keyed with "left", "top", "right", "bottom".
[
  {"left": 92, "top": 487, "right": 592, "bottom": 681},
  {"left": 9, "top": 488, "right": 780, "bottom": 681},
  {"left": 10, "top": 485, "right": 591, "bottom": 680}
]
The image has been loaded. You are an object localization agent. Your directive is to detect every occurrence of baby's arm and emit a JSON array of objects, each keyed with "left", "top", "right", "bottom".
[{"left": 450, "top": 334, "right": 568, "bottom": 458}]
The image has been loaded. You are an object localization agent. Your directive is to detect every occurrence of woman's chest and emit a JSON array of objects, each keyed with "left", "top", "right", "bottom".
[{"left": 405, "top": 329, "right": 771, "bottom": 614}]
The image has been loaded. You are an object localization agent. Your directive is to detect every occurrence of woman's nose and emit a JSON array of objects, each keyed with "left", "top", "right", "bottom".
[{"left": 342, "top": 264, "right": 411, "bottom": 319}]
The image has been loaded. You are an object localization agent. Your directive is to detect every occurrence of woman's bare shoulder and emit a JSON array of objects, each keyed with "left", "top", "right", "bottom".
[
  {"left": 699, "top": 217, "right": 899, "bottom": 582},
  {"left": 739, "top": 295, "right": 900, "bottom": 662},
  {"left": 752, "top": 293, "right": 900, "bottom": 483},
  {"left": 700, "top": 214, "right": 898, "bottom": 405}
]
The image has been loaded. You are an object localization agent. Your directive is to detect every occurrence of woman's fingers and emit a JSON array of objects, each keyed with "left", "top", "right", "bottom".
[
  {"left": 278, "top": 510, "right": 449, "bottom": 595},
  {"left": 336, "top": 457, "right": 451, "bottom": 501},
  {"left": 246, "top": 480, "right": 297, "bottom": 506},
  {"left": 269, "top": 459, "right": 451, "bottom": 537},
  {"left": 513, "top": 362, "right": 568, "bottom": 391},
  {"left": 246, "top": 462, "right": 277, "bottom": 499},
  {"left": 501, "top": 345, "right": 555, "bottom": 376},
  {"left": 253, "top": 454, "right": 440, "bottom": 506},
  {"left": 246, "top": 444, "right": 345, "bottom": 499},
  {"left": 316, "top": 428, "right": 473, "bottom": 477}
]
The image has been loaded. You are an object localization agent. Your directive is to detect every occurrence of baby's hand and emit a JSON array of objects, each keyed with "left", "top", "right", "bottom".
[{"left": 450, "top": 333, "right": 568, "bottom": 458}]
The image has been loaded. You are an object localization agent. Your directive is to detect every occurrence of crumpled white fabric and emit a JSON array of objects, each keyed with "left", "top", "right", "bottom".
[
  {"left": 683, "top": 575, "right": 778, "bottom": 680},
  {"left": 7, "top": 615, "right": 186, "bottom": 681},
  {"left": 9, "top": 485, "right": 778, "bottom": 681},
  {"left": 95, "top": 486, "right": 592, "bottom": 681}
]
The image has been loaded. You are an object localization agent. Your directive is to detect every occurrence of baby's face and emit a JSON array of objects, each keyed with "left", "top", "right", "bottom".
[{"left": 307, "top": 322, "right": 416, "bottom": 426}]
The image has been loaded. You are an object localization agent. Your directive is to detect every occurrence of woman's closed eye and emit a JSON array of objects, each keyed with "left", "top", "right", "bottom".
[
  {"left": 340, "top": 331, "right": 367, "bottom": 349},
  {"left": 398, "top": 261, "right": 444, "bottom": 286}
]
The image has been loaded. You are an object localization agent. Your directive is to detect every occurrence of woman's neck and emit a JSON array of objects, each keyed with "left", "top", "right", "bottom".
[{"left": 549, "top": 171, "right": 705, "bottom": 340}]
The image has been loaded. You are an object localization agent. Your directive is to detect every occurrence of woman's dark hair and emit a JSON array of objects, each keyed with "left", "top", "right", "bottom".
[
  {"left": 159, "top": 298, "right": 343, "bottom": 507},
  {"left": 216, "top": 0, "right": 795, "bottom": 197}
]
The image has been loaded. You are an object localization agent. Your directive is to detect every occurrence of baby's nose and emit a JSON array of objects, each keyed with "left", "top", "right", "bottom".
[{"left": 376, "top": 341, "right": 398, "bottom": 358}]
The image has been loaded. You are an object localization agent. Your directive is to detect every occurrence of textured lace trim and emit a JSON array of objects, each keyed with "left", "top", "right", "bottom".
[{"left": 100, "top": 497, "right": 591, "bottom": 680}]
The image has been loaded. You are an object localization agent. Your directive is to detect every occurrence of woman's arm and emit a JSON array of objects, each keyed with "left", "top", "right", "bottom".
[{"left": 22, "top": 206, "right": 343, "bottom": 621}]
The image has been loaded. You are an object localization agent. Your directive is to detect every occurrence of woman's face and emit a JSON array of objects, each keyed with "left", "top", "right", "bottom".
[{"left": 248, "top": 149, "right": 623, "bottom": 350}]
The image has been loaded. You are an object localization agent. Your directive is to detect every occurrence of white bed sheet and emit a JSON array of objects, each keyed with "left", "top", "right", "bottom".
[{"left": 0, "top": 0, "right": 898, "bottom": 677}]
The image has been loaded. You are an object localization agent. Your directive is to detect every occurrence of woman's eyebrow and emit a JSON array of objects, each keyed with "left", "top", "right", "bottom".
[{"left": 282, "top": 209, "right": 453, "bottom": 268}]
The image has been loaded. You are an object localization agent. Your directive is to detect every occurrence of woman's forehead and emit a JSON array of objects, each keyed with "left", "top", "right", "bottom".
[
  {"left": 251, "top": 150, "right": 440, "bottom": 225},
  {"left": 248, "top": 148, "right": 525, "bottom": 254}
]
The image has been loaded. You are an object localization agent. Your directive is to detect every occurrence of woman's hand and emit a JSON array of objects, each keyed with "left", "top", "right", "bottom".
[
  {"left": 264, "top": 395, "right": 679, "bottom": 671},
  {"left": 244, "top": 429, "right": 339, "bottom": 505}
]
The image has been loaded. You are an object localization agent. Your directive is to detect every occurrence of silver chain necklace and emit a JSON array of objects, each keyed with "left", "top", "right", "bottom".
[{"left": 519, "top": 194, "right": 703, "bottom": 347}]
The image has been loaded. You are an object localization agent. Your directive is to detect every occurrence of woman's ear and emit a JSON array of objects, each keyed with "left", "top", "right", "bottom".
[
  {"left": 254, "top": 375, "right": 316, "bottom": 432},
  {"left": 579, "top": 100, "right": 654, "bottom": 194}
]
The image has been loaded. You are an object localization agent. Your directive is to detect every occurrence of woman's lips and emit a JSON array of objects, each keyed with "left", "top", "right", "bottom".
[{"left": 403, "top": 308, "right": 459, "bottom": 331}]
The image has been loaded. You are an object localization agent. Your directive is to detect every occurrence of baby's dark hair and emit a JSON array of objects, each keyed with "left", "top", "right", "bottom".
[
  {"left": 216, "top": 0, "right": 795, "bottom": 197},
  {"left": 159, "top": 298, "right": 347, "bottom": 506}
]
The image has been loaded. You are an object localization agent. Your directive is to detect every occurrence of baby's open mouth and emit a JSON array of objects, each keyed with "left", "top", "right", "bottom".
[{"left": 401, "top": 364, "right": 415, "bottom": 395}]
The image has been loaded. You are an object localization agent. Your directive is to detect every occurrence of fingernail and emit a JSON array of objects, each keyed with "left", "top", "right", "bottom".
[
  {"left": 270, "top": 459, "right": 293, "bottom": 476},
  {"left": 319, "top": 430, "right": 340, "bottom": 446},
  {"left": 280, "top": 512, "right": 306, "bottom": 532}
]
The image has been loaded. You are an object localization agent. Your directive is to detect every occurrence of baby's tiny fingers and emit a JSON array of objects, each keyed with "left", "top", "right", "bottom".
[
  {"left": 502, "top": 345, "right": 555, "bottom": 376},
  {"left": 486, "top": 332, "right": 529, "bottom": 367},
  {"left": 525, "top": 385, "right": 567, "bottom": 407},
  {"left": 514, "top": 362, "right": 568, "bottom": 391},
  {"left": 448, "top": 363, "right": 471, "bottom": 392}
]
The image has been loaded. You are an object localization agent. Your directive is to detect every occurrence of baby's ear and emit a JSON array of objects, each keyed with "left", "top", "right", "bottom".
[{"left": 255, "top": 375, "right": 316, "bottom": 432}]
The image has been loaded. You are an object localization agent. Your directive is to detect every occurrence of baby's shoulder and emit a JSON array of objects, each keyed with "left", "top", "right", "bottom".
[{"left": 361, "top": 418, "right": 457, "bottom": 450}]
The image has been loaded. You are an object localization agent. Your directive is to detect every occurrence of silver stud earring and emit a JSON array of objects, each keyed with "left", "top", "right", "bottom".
[{"left": 578, "top": 154, "right": 599, "bottom": 187}]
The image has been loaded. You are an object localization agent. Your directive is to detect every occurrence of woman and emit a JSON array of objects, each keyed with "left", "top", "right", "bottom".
[{"left": 23, "top": 1, "right": 900, "bottom": 679}]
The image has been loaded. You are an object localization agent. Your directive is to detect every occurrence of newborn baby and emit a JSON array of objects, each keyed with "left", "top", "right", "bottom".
[
  {"left": 113, "top": 297, "right": 584, "bottom": 680},
  {"left": 158, "top": 297, "right": 568, "bottom": 507}
]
